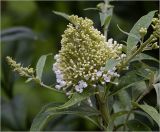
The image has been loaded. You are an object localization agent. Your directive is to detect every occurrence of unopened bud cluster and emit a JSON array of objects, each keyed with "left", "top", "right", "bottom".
[
  {"left": 6, "top": 56, "right": 34, "bottom": 77},
  {"left": 152, "top": 15, "right": 160, "bottom": 38},
  {"left": 53, "top": 15, "right": 125, "bottom": 94},
  {"left": 139, "top": 27, "right": 147, "bottom": 38}
]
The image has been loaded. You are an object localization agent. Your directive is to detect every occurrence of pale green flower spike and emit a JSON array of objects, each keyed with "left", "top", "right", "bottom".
[
  {"left": 6, "top": 56, "right": 34, "bottom": 77},
  {"left": 53, "top": 15, "right": 125, "bottom": 94}
]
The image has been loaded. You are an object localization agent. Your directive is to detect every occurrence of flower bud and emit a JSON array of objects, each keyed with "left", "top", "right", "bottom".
[{"left": 139, "top": 27, "right": 147, "bottom": 38}]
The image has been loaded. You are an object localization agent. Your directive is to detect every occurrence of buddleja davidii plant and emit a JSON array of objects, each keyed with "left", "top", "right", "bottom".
[{"left": 6, "top": 1, "right": 160, "bottom": 131}]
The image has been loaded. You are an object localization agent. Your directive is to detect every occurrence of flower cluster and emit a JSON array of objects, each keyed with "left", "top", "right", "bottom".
[
  {"left": 6, "top": 56, "right": 34, "bottom": 77},
  {"left": 152, "top": 15, "right": 160, "bottom": 38},
  {"left": 53, "top": 15, "right": 125, "bottom": 94}
]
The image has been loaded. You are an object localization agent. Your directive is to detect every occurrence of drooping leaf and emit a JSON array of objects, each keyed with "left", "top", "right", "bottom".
[
  {"left": 112, "top": 90, "right": 133, "bottom": 127},
  {"left": 1, "top": 96, "right": 27, "bottom": 130},
  {"left": 1, "top": 27, "right": 37, "bottom": 42},
  {"left": 47, "top": 88, "right": 95, "bottom": 111},
  {"left": 109, "top": 71, "right": 146, "bottom": 96},
  {"left": 134, "top": 110, "right": 155, "bottom": 126},
  {"left": 36, "top": 54, "right": 52, "bottom": 81},
  {"left": 132, "top": 102, "right": 160, "bottom": 127},
  {"left": 126, "top": 119, "right": 151, "bottom": 131},
  {"left": 135, "top": 67, "right": 154, "bottom": 80},
  {"left": 107, "top": 110, "right": 128, "bottom": 130},
  {"left": 30, "top": 102, "right": 99, "bottom": 131},
  {"left": 153, "top": 83, "right": 160, "bottom": 107},
  {"left": 127, "top": 10, "right": 157, "bottom": 54},
  {"left": 130, "top": 53, "right": 159, "bottom": 63},
  {"left": 105, "top": 59, "right": 119, "bottom": 71},
  {"left": 117, "top": 25, "right": 141, "bottom": 43},
  {"left": 53, "top": 11, "right": 69, "bottom": 21},
  {"left": 131, "top": 81, "right": 147, "bottom": 101}
]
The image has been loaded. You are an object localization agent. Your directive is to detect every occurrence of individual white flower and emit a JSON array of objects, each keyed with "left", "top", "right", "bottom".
[
  {"left": 55, "top": 85, "right": 62, "bottom": 90},
  {"left": 103, "top": 74, "right": 111, "bottom": 82},
  {"left": 79, "top": 80, "right": 88, "bottom": 88},
  {"left": 87, "top": 98, "right": 93, "bottom": 107},
  {"left": 96, "top": 71, "right": 103, "bottom": 77},
  {"left": 54, "top": 54, "right": 60, "bottom": 60},
  {"left": 75, "top": 85, "right": 83, "bottom": 93}
]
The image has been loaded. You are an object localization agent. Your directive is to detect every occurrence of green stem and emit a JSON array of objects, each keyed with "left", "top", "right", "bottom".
[
  {"left": 118, "top": 34, "right": 155, "bottom": 71},
  {"left": 95, "top": 91, "right": 110, "bottom": 129},
  {"left": 123, "top": 109, "right": 134, "bottom": 131},
  {"left": 126, "top": 35, "right": 154, "bottom": 65},
  {"left": 33, "top": 78, "right": 64, "bottom": 93}
]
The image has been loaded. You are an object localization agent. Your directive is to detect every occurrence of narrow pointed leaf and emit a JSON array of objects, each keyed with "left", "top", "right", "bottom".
[
  {"left": 127, "top": 11, "right": 156, "bottom": 54},
  {"left": 133, "top": 102, "right": 160, "bottom": 127},
  {"left": 127, "top": 119, "right": 151, "bottom": 131},
  {"left": 36, "top": 54, "right": 52, "bottom": 81},
  {"left": 105, "top": 59, "right": 119, "bottom": 71},
  {"left": 47, "top": 89, "right": 95, "bottom": 111},
  {"left": 1, "top": 27, "right": 37, "bottom": 42},
  {"left": 30, "top": 102, "right": 99, "bottom": 131},
  {"left": 130, "top": 53, "right": 159, "bottom": 63},
  {"left": 53, "top": 11, "right": 69, "bottom": 21}
]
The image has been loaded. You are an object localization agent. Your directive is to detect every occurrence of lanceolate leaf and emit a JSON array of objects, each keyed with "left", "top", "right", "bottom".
[
  {"left": 105, "top": 59, "right": 119, "bottom": 71},
  {"left": 133, "top": 102, "right": 160, "bottom": 127},
  {"left": 36, "top": 54, "right": 52, "bottom": 81},
  {"left": 109, "top": 71, "right": 146, "bottom": 96},
  {"left": 99, "top": 7, "right": 113, "bottom": 29},
  {"left": 126, "top": 119, "right": 151, "bottom": 131},
  {"left": 153, "top": 83, "right": 160, "bottom": 107},
  {"left": 53, "top": 11, "right": 69, "bottom": 21},
  {"left": 1, "top": 27, "right": 37, "bottom": 42},
  {"left": 107, "top": 111, "right": 128, "bottom": 130},
  {"left": 47, "top": 89, "right": 95, "bottom": 111},
  {"left": 30, "top": 102, "right": 99, "bottom": 131},
  {"left": 117, "top": 25, "right": 141, "bottom": 43},
  {"left": 127, "top": 11, "right": 157, "bottom": 55},
  {"left": 131, "top": 81, "right": 147, "bottom": 101},
  {"left": 130, "top": 53, "right": 159, "bottom": 63}
]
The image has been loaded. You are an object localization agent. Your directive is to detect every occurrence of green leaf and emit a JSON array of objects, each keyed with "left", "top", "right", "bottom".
[
  {"left": 30, "top": 102, "right": 99, "bottom": 131},
  {"left": 53, "top": 10, "right": 69, "bottom": 21},
  {"left": 133, "top": 102, "right": 160, "bottom": 127},
  {"left": 47, "top": 88, "right": 95, "bottom": 111},
  {"left": 109, "top": 71, "right": 146, "bottom": 96},
  {"left": 36, "top": 54, "right": 51, "bottom": 81},
  {"left": 127, "top": 10, "right": 157, "bottom": 54},
  {"left": 126, "top": 119, "right": 151, "bottom": 131},
  {"left": 99, "top": 7, "right": 113, "bottom": 28},
  {"left": 107, "top": 111, "right": 128, "bottom": 130},
  {"left": 134, "top": 110, "right": 155, "bottom": 126},
  {"left": 105, "top": 59, "right": 119, "bottom": 71},
  {"left": 131, "top": 81, "right": 147, "bottom": 100},
  {"left": 130, "top": 53, "right": 159, "bottom": 63},
  {"left": 117, "top": 25, "right": 141, "bottom": 43},
  {"left": 153, "top": 83, "right": 160, "bottom": 107},
  {"left": 1, "top": 96, "right": 27, "bottom": 130},
  {"left": 1, "top": 27, "right": 37, "bottom": 42},
  {"left": 104, "top": 15, "right": 112, "bottom": 29}
]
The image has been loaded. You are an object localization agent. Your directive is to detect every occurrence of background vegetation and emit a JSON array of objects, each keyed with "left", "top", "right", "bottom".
[{"left": 1, "top": 0, "right": 159, "bottom": 131}]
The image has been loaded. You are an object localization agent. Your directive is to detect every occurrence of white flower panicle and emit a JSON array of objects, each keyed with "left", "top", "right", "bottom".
[{"left": 52, "top": 15, "right": 125, "bottom": 94}]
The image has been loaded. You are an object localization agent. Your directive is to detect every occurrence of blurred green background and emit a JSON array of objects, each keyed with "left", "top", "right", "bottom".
[{"left": 1, "top": 0, "right": 159, "bottom": 131}]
